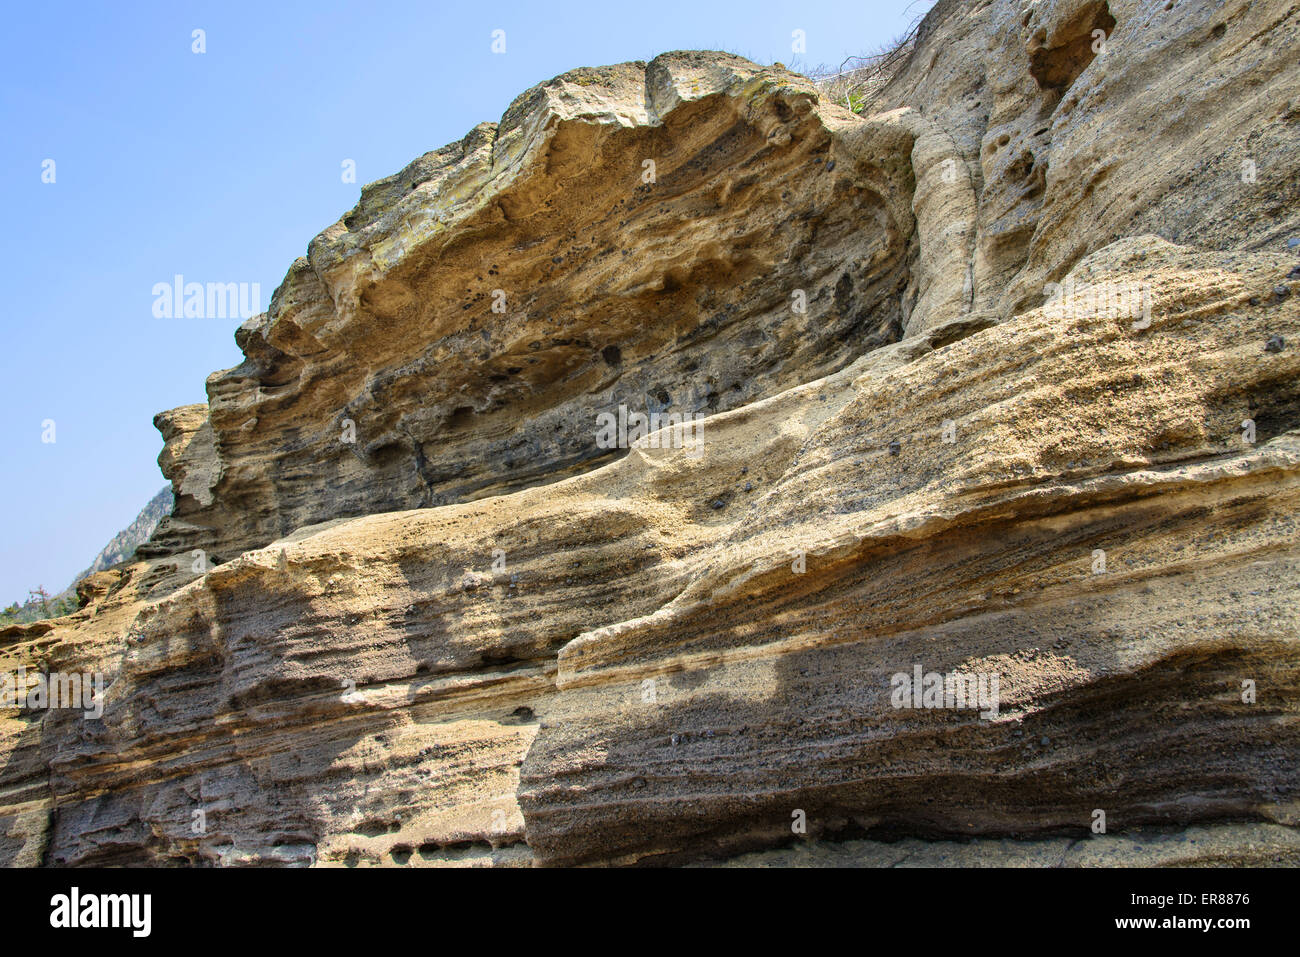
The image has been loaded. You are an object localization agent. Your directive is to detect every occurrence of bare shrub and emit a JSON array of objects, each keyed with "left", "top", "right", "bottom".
[{"left": 806, "top": 2, "right": 936, "bottom": 114}]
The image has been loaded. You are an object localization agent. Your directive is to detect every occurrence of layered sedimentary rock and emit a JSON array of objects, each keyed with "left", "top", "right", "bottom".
[
  {"left": 143, "top": 53, "right": 929, "bottom": 563},
  {"left": 3, "top": 0, "right": 1299, "bottom": 866}
]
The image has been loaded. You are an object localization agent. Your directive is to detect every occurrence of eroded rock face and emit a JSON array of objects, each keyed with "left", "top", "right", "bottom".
[
  {"left": 148, "top": 53, "right": 931, "bottom": 564},
  {"left": 3, "top": 0, "right": 1299, "bottom": 867}
]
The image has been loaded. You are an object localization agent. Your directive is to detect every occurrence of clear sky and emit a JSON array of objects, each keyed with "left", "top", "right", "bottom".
[{"left": 0, "top": 0, "right": 928, "bottom": 603}]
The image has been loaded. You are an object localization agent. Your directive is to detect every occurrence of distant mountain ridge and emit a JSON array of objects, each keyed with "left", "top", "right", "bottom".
[
  {"left": 71, "top": 486, "right": 173, "bottom": 586},
  {"left": 2, "top": 486, "right": 173, "bottom": 625}
]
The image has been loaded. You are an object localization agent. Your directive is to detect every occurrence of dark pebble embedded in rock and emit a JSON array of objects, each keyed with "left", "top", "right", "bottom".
[
  {"left": 711, "top": 499, "right": 726, "bottom": 510},
  {"left": 1276, "top": 285, "right": 1291, "bottom": 298},
  {"left": 1265, "top": 335, "right": 1285, "bottom": 352},
  {"left": 889, "top": 440, "right": 901, "bottom": 456}
]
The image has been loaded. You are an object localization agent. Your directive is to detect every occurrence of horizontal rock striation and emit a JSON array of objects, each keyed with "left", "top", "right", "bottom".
[
  {"left": 3, "top": 0, "right": 1299, "bottom": 866},
  {"left": 145, "top": 53, "right": 943, "bottom": 564}
]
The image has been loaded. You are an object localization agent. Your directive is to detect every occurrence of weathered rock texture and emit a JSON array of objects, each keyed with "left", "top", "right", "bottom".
[{"left": 3, "top": 0, "right": 1299, "bottom": 866}]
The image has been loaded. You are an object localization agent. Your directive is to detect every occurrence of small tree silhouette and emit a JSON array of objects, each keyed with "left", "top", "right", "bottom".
[{"left": 27, "top": 586, "right": 51, "bottom": 617}]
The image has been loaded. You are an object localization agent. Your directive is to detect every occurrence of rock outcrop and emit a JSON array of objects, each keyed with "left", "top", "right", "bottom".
[{"left": 3, "top": 0, "right": 1299, "bottom": 866}]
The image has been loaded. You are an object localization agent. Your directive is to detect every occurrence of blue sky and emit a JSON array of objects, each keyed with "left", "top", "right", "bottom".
[{"left": 0, "top": 0, "right": 926, "bottom": 602}]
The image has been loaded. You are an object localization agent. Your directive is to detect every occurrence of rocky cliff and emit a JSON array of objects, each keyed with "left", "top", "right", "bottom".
[{"left": 3, "top": 0, "right": 1299, "bottom": 867}]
